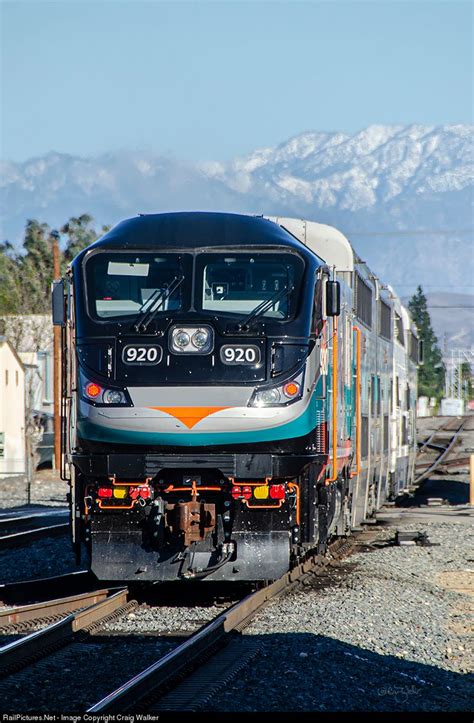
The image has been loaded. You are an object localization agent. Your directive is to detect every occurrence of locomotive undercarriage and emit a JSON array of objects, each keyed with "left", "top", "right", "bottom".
[{"left": 70, "top": 452, "right": 341, "bottom": 582}]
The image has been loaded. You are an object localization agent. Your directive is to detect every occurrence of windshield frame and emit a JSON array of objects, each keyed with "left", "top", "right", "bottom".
[
  {"left": 81, "top": 246, "right": 306, "bottom": 327},
  {"left": 195, "top": 249, "right": 305, "bottom": 324},
  {"left": 82, "top": 248, "right": 193, "bottom": 324}
]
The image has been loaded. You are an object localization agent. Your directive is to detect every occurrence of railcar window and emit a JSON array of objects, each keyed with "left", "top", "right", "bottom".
[
  {"left": 402, "top": 415, "right": 409, "bottom": 445},
  {"left": 199, "top": 253, "right": 304, "bottom": 320},
  {"left": 395, "top": 313, "right": 405, "bottom": 346},
  {"left": 361, "top": 415, "right": 369, "bottom": 458},
  {"left": 371, "top": 375, "right": 376, "bottom": 416},
  {"left": 383, "top": 415, "right": 389, "bottom": 451},
  {"left": 355, "top": 275, "right": 372, "bottom": 328},
  {"left": 85, "top": 253, "right": 189, "bottom": 320},
  {"left": 409, "top": 332, "right": 419, "bottom": 363},
  {"left": 379, "top": 300, "right": 391, "bottom": 340}
]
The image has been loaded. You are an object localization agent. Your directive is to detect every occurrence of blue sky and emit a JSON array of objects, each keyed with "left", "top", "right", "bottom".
[{"left": 1, "top": 0, "right": 472, "bottom": 161}]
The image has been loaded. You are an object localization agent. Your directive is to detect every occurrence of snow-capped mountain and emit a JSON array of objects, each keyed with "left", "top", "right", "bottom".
[{"left": 1, "top": 124, "right": 473, "bottom": 296}]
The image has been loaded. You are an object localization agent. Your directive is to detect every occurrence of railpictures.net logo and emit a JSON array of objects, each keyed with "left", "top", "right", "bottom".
[
  {"left": 376, "top": 685, "right": 420, "bottom": 704},
  {"left": 2, "top": 717, "right": 160, "bottom": 723}
]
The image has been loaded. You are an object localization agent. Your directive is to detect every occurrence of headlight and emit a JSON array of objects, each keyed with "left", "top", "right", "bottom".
[
  {"left": 192, "top": 329, "right": 209, "bottom": 349},
  {"left": 103, "top": 389, "right": 126, "bottom": 405},
  {"left": 81, "top": 373, "right": 132, "bottom": 406},
  {"left": 249, "top": 372, "right": 304, "bottom": 407},
  {"left": 170, "top": 325, "right": 214, "bottom": 354},
  {"left": 260, "top": 388, "right": 281, "bottom": 405},
  {"left": 174, "top": 330, "right": 190, "bottom": 348}
]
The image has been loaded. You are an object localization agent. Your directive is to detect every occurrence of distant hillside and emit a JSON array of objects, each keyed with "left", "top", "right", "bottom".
[{"left": 1, "top": 124, "right": 473, "bottom": 298}]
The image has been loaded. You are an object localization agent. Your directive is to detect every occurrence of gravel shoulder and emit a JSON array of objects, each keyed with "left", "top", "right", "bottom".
[{"left": 208, "top": 510, "right": 473, "bottom": 712}]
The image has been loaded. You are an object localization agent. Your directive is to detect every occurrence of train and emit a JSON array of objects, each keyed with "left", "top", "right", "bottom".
[{"left": 52, "top": 212, "right": 419, "bottom": 582}]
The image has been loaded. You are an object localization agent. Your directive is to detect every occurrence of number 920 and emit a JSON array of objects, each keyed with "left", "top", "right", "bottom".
[
  {"left": 122, "top": 345, "right": 162, "bottom": 365},
  {"left": 220, "top": 345, "right": 261, "bottom": 365}
]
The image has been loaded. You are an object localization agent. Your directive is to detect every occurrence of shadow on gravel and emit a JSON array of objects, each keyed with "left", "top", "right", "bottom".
[
  {"left": 397, "top": 477, "right": 470, "bottom": 507},
  {"left": 209, "top": 632, "right": 473, "bottom": 712}
]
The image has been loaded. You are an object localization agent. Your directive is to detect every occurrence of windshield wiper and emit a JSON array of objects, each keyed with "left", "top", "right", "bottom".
[
  {"left": 133, "top": 275, "right": 185, "bottom": 332},
  {"left": 236, "top": 285, "right": 294, "bottom": 331}
]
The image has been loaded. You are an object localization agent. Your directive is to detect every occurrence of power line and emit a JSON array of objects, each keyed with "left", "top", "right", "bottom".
[
  {"left": 427, "top": 305, "right": 474, "bottom": 309},
  {"left": 347, "top": 229, "right": 474, "bottom": 237}
]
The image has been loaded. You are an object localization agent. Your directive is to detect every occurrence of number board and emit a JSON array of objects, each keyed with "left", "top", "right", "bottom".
[
  {"left": 220, "top": 345, "right": 261, "bottom": 366},
  {"left": 122, "top": 345, "right": 163, "bottom": 365}
]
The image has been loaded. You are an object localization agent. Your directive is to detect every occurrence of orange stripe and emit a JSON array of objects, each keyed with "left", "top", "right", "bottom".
[{"left": 147, "top": 406, "right": 230, "bottom": 429}]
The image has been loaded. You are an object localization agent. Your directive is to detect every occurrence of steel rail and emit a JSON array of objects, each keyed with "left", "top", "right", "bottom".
[
  {"left": 0, "top": 570, "right": 95, "bottom": 606},
  {"left": 88, "top": 541, "right": 356, "bottom": 714},
  {"left": 0, "top": 588, "right": 111, "bottom": 627},
  {"left": 417, "top": 416, "right": 466, "bottom": 454},
  {"left": 0, "top": 588, "right": 129, "bottom": 676},
  {"left": 0, "top": 510, "right": 68, "bottom": 533},
  {"left": 414, "top": 417, "right": 467, "bottom": 484},
  {"left": 0, "top": 523, "right": 69, "bottom": 550}
]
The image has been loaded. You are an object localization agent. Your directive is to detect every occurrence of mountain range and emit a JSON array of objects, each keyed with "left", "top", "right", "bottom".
[{"left": 1, "top": 124, "right": 473, "bottom": 337}]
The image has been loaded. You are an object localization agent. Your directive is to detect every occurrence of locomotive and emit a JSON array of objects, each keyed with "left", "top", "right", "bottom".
[{"left": 52, "top": 212, "right": 419, "bottom": 582}]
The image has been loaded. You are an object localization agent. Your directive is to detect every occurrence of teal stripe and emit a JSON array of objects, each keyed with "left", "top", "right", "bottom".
[{"left": 78, "top": 393, "right": 322, "bottom": 447}]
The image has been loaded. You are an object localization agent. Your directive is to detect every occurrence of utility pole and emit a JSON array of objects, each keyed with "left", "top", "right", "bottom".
[{"left": 51, "top": 230, "right": 61, "bottom": 472}]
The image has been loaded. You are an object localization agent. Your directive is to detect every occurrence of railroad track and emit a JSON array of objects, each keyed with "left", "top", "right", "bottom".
[
  {"left": 414, "top": 414, "right": 472, "bottom": 484},
  {"left": 0, "top": 570, "right": 95, "bottom": 606},
  {"left": 88, "top": 534, "right": 368, "bottom": 713},
  {"left": 0, "top": 529, "right": 377, "bottom": 712},
  {"left": 0, "top": 508, "right": 69, "bottom": 550},
  {"left": 0, "top": 588, "right": 133, "bottom": 676}
]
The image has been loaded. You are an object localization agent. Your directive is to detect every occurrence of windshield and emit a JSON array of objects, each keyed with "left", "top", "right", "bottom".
[
  {"left": 85, "top": 252, "right": 189, "bottom": 320},
  {"left": 84, "top": 250, "right": 304, "bottom": 323},
  {"left": 198, "top": 253, "right": 304, "bottom": 320}
]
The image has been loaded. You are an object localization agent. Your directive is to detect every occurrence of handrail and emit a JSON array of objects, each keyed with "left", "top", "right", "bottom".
[
  {"left": 326, "top": 316, "right": 338, "bottom": 483},
  {"left": 350, "top": 326, "right": 362, "bottom": 478}
]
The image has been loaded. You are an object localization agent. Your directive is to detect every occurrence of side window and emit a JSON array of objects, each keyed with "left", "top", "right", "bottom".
[
  {"left": 344, "top": 315, "right": 352, "bottom": 387},
  {"left": 312, "top": 277, "right": 324, "bottom": 336},
  {"left": 361, "top": 415, "right": 369, "bottom": 457}
]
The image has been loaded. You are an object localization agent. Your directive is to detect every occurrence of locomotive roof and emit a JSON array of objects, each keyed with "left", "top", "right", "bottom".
[{"left": 81, "top": 212, "right": 317, "bottom": 257}]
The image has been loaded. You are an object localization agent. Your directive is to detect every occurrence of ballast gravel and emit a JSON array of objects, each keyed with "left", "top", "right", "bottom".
[
  {"left": 0, "top": 534, "right": 84, "bottom": 583},
  {"left": 1, "top": 637, "right": 177, "bottom": 712},
  {"left": 102, "top": 602, "right": 228, "bottom": 634},
  {"left": 208, "top": 516, "right": 473, "bottom": 712}
]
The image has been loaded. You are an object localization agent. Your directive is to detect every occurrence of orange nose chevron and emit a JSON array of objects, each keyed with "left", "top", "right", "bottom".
[{"left": 148, "top": 406, "right": 230, "bottom": 429}]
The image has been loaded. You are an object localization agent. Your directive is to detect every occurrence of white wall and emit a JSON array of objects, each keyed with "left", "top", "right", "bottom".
[{"left": 0, "top": 340, "right": 26, "bottom": 477}]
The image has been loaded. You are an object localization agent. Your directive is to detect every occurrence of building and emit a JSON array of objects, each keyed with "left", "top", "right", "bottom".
[
  {"left": 0, "top": 336, "right": 26, "bottom": 477},
  {"left": 0, "top": 315, "right": 54, "bottom": 468},
  {"left": 0, "top": 315, "right": 53, "bottom": 416}
]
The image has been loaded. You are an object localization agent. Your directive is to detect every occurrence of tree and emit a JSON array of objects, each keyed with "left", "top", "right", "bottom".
[
  {"left": 0, "top": 214, "right": 109, "bottom": 316},
  {"left": 0, "top": 242, "right": 22, "bottom": 314},
  {"left": 17, "top": 219, "right": 54, "bottom": 314},
  {"left": 460, "top": 361, "right": 473, "bottom": 402},
  {"left": 408, "top": 285, "right": 445, "bottom": 399},
  {"left": 61, "top": 214, "right": 109, "bottom": 266}
]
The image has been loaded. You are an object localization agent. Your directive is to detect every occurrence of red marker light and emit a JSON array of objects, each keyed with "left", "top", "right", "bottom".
[
  {"left": 269, "top": 484, "right": 286, "bottom": 500},
  {"left": 231, "top": 486, "right": 241, "bottom": 499},
  {"left": 97, "top": 487, "right": 113, "bottom": 498},
  {"left": 85, "top": 382, "right": 102, "bottom": 399},
  {"left": 242, "top": 486, "right": 252, "bottom": 500},
  {"left": 139, "top": 486, "right": 151, "bottom": 499}
]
